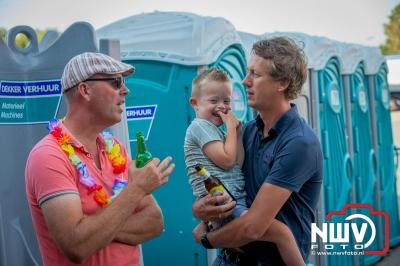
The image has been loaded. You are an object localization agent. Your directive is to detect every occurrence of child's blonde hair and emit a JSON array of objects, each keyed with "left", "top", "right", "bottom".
[{"left": 191, "top": 67, "right": 231, "bottom": 98}]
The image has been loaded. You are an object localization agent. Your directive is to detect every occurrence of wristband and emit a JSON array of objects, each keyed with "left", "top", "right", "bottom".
[{"left": 200, "top": 233, "right": 214, "bottom": 249}]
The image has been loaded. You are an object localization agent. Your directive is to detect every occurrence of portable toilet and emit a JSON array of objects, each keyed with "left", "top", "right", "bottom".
[
  {"left": 364, "top": 47, "right": 400, "bottom": 248},
  {"left": 0, "top": 22, "right": 102, "bottom": 266},
  {"left": 96, "top": 11, "right": 251, "bottom": 266},
  {"left": 301, "top": 35, "right": 355, "bottom": 266},
  {"left": 339, "top": 43, "right": 383, "bottom": 265}
]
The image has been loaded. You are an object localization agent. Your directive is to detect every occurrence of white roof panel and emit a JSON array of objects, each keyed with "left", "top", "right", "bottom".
[
  {"left": 361, "top": 47, "right": 386, "bottom": 75},
  {"left": 359, "top": 46, "right": 385, "bottom": 75},
  {"left": 336, "top": 43, "right": 366, "bottom": 74},
  {"left": 96, "top": 11, "right": 242, "bottom": 65}
]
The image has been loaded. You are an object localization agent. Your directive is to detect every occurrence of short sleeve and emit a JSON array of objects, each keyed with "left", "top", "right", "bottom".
[
  {"left": 189, "top": 119, "right": 224, "bottom": 149},
  {"left": 265, "top": 137, "right": 319, "bottom": 192},
  {"left": 26, "top": 142, "right": 79, "bottom": 206}
]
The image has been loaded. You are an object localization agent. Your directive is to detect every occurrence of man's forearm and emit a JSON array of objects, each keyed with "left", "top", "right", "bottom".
[
  {"left": 114, "top": 195, "right": 164, "bottom": 245},
  {"left": 207, "top": 213, "right": 269, "bottom": 248},
  {"left": 194, "top": 184, "right": 292, "bottom": 248},
  {"left": 43, "top": 185, "right": 147, "bottom": 263}
]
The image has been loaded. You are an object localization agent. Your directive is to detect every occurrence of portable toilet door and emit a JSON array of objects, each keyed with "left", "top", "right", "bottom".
[
  {"left": 340, "top": 42, "right": 384, "bottom": 264},
  {"left": 0, "top": 22, "right": 99, "bottom": 266},
  {"left": 96, "top": 11, "right": 251, "bottom": 266},
  {"left": 314, "top": 55, "right": 358, "bottom": 266},
  {"left": 304, "top": 35, "right": 356, "bottom": 266},
  {"left": 365, "top": 48, "right": 400, "bottom": 248},
  {"left": 346, "top": 62, "right": 381, "bottom": 265}
]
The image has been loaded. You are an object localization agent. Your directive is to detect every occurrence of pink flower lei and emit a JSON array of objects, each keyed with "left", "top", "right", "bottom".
[{"left": 48, "top": 119, "right": 128, "bottom": 207}]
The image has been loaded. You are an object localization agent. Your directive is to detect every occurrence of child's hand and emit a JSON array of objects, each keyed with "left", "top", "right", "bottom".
[{"left": 218, "top": 110, "right": 239, "bottom": 129}]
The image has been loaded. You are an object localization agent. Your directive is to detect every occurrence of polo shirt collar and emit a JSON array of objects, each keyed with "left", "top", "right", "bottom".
[
  {"left": 271, "top": 103, "right": 298, "bottom": 134},
  {"left": 255, "top": 103, "right": 298, "bottom": 137},
  {"left": 58, "top": 122, "right": 106, "bottom": 153}
]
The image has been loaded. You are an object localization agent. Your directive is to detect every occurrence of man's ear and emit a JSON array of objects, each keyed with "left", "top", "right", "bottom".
[
  {"left": 189, "top": 97, "right": 198, "bottom": 109},
  {"left": 76, "top": 82, "right": 92, "bottom": 101},
  {"left": 277, "top": 80, "right": 290, "bottom": 93}
]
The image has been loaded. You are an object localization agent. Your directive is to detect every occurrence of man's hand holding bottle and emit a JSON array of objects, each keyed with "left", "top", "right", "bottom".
[{"left": 128, "top": 157, "right": 175, "bottom": 196}]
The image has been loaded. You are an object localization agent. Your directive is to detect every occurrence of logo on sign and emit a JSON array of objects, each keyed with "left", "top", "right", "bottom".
[
  {"left": 0, "top": 79, "right": 62, "bottom": 124},
  {"left": 0, "top": 80, "right": 61, "bottom": 97}
]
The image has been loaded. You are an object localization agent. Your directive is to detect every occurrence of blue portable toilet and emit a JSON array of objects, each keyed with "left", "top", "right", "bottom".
[
  {"left": 363, "top": 47, "right": 400, "bottom": 248},
  {"left": 96, "top": 11, "right": 251, "bottom": 266},
  {"left": 339, "top": 43, "right": 383, "bottom": 265},
  {"left": 295, "top": 35, "right": 355, "bottom": 266}
]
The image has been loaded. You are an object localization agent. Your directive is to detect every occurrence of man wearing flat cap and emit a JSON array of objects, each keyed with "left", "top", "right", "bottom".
[{"left": 25, "top": 52, "right": 175, "bottom": 266}]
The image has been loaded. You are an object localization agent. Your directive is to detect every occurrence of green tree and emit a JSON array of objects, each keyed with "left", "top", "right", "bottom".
[{"left": 380, "top": 3, "right": 400, "bottom": 54}]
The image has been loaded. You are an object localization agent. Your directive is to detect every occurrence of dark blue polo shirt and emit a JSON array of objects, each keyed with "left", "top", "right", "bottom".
[{"left": 241, "top": 104, "right": 323, "bottom": 265}]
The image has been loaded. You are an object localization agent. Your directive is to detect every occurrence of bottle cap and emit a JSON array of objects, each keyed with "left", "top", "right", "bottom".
[{"left": 194, "top": 164, "right": 206, "bottom": 176}]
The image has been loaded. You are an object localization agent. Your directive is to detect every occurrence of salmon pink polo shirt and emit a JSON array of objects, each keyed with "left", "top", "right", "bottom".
[{"left": 25, "top": 123, "right": 140, "bottom": 266}]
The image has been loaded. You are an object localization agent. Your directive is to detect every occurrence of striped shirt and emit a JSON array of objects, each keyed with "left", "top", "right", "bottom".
[{"left": 184, "top": 118, "right": 245, "bottom": 199}]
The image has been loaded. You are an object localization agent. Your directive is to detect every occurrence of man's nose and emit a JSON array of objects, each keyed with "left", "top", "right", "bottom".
[
  {"left": 120, "top": 84, "right": 129, "bottom": 96},
  {"left": 242, "top": 74, "right": 251, "bottom": 87}
]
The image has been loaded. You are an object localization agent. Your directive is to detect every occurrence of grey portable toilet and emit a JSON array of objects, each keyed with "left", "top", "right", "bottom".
[
  {"left": 0, "top": 22, "right": 98, "bottom": 266},
  {"left": 339, "top": 43, "right": 383, "bottom": 265},
  {"left": 96, "top": 11, "right": 251, "bottom": 266},
  {"left": 363, "top": 47, "right": 400, "bottom": 248},
  {"left": 0, "top": 22, "right": 132, "bottom": 266}
]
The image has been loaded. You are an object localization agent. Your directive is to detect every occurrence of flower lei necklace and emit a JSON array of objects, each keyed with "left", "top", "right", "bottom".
[{"left": 48, "top": 119, "right": 128, "bottom": 207}]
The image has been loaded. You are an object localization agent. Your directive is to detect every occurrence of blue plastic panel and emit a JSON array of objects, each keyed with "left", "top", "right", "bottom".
[
  {"left": 373, "top": 65, "right": 400, "bottom": 247},
  {"left": 318, "top": 58, "right": 354, "bottom": 266},
  {"left": 349, "top": 63, "right": 381, "bottom": 265}
]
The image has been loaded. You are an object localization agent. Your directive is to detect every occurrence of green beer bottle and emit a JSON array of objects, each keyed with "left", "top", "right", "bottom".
[{"left": 135, "top": 132, "right": 153, "bottom": 168}]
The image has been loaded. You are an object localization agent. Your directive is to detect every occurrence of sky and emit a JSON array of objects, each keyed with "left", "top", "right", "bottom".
[{"left": 0, "top": 0, "right": 399, "bottom": 47}]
